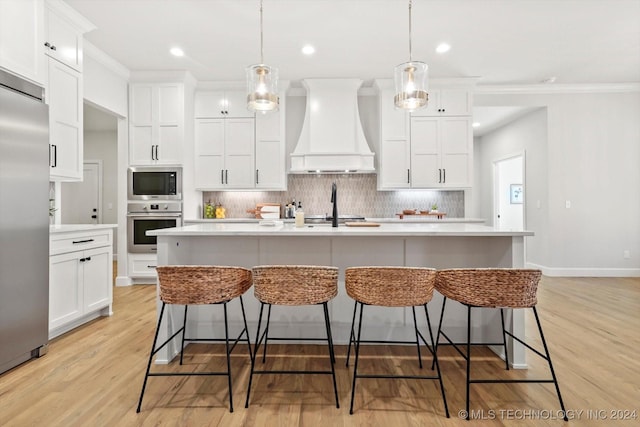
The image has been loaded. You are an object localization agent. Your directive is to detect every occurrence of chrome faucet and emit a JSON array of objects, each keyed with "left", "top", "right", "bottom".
[{"left": 331, "top": 182, "right": 338, "bottom": 227}]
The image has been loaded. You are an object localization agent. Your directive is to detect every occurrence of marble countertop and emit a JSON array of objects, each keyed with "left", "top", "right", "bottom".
[
  {"left": 185, "top": 217, "right": 485, "bottom": 224},
  {"left": 49, "top": 224, "right": 117, "bottom": 234},
  {"left": 149, "top": 222, "right": 532, "bottom": 237}
]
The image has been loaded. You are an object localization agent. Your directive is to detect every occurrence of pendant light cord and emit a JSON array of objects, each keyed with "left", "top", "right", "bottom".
[
  {"left": 408, "top": 0, "right": 413, "bottom": 62},
  {"left": 260, "top": 0, "right": 264, "bottom": 64}
]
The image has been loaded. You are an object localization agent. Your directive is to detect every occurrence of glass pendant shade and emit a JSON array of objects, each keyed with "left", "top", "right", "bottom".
[
  {"left": 394, "top": 60, "right": 428, "bottom": 110},
  {"left": 246, "top": 64, "right": 279, "bottom": 112}
]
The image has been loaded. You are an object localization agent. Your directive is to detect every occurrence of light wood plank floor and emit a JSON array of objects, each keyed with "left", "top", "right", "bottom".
[{"left": 1, "top": 276, "right": 639, "bottom": 426}]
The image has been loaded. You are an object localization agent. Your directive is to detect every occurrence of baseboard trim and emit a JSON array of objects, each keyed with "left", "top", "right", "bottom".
[
  {"left": 115, "top": 276, "right": 133, "bottom": 287},
  {"left": 526, "top": 262, "right": 640, "bottom": 277}
]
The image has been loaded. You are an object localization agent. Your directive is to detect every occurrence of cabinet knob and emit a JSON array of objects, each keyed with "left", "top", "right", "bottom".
[
  {"left": 44, "top": 42, "right": 50, "bottom": 47},
  {"left": 51, "top": 45, "right": 56, "bottom": 51}
]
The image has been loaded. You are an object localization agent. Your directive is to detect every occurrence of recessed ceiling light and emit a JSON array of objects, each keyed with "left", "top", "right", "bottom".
[
  {"left": 472, "top": 122, "right": 480, "bottom": 128},
  {"left": 170, "top": 47, "right": 184, "bottom": 57},
  {"left": 302, "top": 45, "right": 315, "bottom": 55},
  {"left": 435, "top": 43, "right": 451, "bottom": 54}
]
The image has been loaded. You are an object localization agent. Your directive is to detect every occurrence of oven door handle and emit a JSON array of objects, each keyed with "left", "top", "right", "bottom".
[{"left": 126, "top": 213, "right": 183, "bottom": 218}]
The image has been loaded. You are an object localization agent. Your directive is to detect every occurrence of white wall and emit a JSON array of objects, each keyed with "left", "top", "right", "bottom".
[
  {"left": 475, "top": 90, "right": 640, "bottom": 276},
  {"left": 84, "top": 130, "right": 118, "bottom": 252},
  {"left": 475, "top": 109, "right": 549, "bottom": 267}
]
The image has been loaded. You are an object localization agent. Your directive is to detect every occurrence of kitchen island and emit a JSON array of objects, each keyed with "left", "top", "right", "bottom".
[{"left": 149, "top": 222, "right": 533, "bottom": 367}]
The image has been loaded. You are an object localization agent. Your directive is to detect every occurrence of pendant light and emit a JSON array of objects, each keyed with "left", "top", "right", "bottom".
[
  {"left": 246, "top": 0, "right": 279, "bottom": 112},
  {"left": 394, "top": 0, "right": 428, "bottom": 111}
]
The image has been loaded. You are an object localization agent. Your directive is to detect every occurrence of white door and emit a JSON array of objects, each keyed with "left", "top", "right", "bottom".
[
  {"left": 62, "top": 162, "right": 101, "bottom": 224},
  {"left": 494, "top": 154, "right": 524, "bottom": 229}
]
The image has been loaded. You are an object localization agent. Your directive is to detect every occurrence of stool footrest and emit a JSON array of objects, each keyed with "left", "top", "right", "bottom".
[
  {"left": 147, "top": 371, "right": 230, "bottom": 377},
  {"left": 470, "top": 378, "right": 556, "bottom": 384},
  {"left": 253, "top": 370, "right": 334, "bottom": 375},
  {"left": 356, "top": 374, "right": 441, "bottom": 380}
]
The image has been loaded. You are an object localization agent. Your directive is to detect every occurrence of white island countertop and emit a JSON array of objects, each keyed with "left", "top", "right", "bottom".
[
  {"left": 149, "top": 222, "right": 532, "bottom": 237},
  {"left": 185, "top": 217, "right": 486, "bottom": 224},
  {"left": 50, "top": 224, "right": 117, "bottom": 234}
]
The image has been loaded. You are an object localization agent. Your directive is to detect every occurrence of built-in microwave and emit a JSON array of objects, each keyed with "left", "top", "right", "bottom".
[{"left": 128, "top": 166, "right": 182, "bottom": 200}]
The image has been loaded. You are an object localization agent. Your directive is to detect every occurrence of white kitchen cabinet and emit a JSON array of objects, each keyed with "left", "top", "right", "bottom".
[
  {"left": 377, "top": 79, "right": 474, "bottom": 189},
  {"left": 0, "top": 0, "right": 46, "bottom": 85},
  {"left": 128, "top": 253, "right": 158, "bottom": 279},
  {"left": 376, "top": 82, "right": 411, "bottom": 189},
  {"left": 48, "top": 58, "right": 82, "bottom": 181},
  {"left": 255, "top": 93, "right": 286, "bottom": 190},
  {"left": 411, "top": 87, "right": 473, "bottom": 117},
  {"left": 194, "top": 118, "right": 255, "bottom": 189},
  {"left": 410, "top": 116, "right": 473, "bottom": 188},
  {"left": 129, "top": 83, "right": 184, "bottom": 165},
  {"left": 195, "top": 90, "right": 254, "bottom": 118},
  {"left": 49, "top": 227, "right": 113, "bottom": 339},
  {"left": 43, "top": 0, "right": 94, "bottom": 72}
]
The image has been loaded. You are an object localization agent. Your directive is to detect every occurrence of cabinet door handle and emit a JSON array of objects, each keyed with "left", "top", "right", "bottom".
[
  {"left": 256, "top": 169, "right": 259, "bottom": 185},
  {"left": 73, "top": 238, "right": 95, "bottom": 244},
  {"left": 407, "top": 169, "right": 410, "bottom": 184},
  {"left": 155, "top": 145, "right": 159, "bottom": 160},
  {"left": 151, "top": 145, "right": 155, "bottom": 160},
  {"left": 225, "top": 169, "right": 228, "bottom": 184},
  {"left": 84, "top": 256, "right": 91, "bottom": 262},
  {"left": 221, "top": 169, "right": 224, "bottom": 184},
  {"left": 438, "top": 168, "right": 442, "bottom": 183},
  {"left": 53, "top": 145, "right": 57, "bottom": 167},
  {"left": 147, "top": 265, "right": 157, "bottom": 269},
  {"left": 443, "top": 168, "right": 446, "bottom": 183}
]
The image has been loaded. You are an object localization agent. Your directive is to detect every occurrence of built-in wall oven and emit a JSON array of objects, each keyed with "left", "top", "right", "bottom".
[
  {"left": 128, "top": 166, "right": 182, "bottom": 200},
  {"left": 127, "top": 201, "right": 182, "bottom": 253}
]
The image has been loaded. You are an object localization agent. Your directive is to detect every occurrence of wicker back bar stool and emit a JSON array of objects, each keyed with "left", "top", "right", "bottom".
[
  {"left": 244, "top": 265, "right": 340, "bottom": 409},
  {"left": 136, "top": 266, "right": 253, "bottom": 413},
  {"left": 345, "top": 267, "right": 449, "bottom": 417},
  {"left": 434, "top": 268, "right": 567, "bottom": 421}
]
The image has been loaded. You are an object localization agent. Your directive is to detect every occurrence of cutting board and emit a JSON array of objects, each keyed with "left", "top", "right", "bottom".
[
  {"left": 345, "top": 222, "right": 381, "bottom": 227},
  {"left": 246, "top": 203, "right": 281, "bottom": 219}
]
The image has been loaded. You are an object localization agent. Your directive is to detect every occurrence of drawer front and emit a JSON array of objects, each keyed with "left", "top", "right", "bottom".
[
  {"left": 128, "top": 254, "right": 158, "bottom": 278},
  {"left": 50, "top": 230, "right": 112, "bottom": 255}
]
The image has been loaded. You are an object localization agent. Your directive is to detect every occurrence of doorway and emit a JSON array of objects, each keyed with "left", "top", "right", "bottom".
[
  {"left": 61, "top": 161, "right": 101, "bottom": 224},
  {"left": 493, "top": 153, "right": 525, "bottom": 229}
]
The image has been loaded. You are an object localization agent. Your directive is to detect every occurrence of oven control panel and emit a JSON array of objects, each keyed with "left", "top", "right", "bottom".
[{"left": 127, "top": 201, "right": 182, "bottom": 214}]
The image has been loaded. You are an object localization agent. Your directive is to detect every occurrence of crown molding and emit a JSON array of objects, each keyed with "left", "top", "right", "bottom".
[
  {"left": 84, "top": 41, "right": 130, "bottom": 80},
  {"left": 476, "top": 83, "right": 640, "bottom": 94}
]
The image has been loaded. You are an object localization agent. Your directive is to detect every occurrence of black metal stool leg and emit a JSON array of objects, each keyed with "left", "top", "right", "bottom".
[
  {"left": 533, "top": 306, "right": 568, "bottom": 421},
  {"left": 245, "top": 302, "right": 265, "bottom": 408},
  {"left": 424, "top": 304, "right": 450, "bottom": 418},
  {"left": 431, "top": 297, "right": 448, "bottom": 370},
  {"left": 137, "top": 302, "right": 166, "bottom": 413},
  {"left": 349, "top": 302, "right": 365, "bottom": 415},
  {"left": 222, "top": 302, "right": 234, "bottom": 412},
  {"left": 346, "top": 300, "right": 357, "bottom": 367},
  {"left": 322, "top": 302, "right": 336, "bottom": 364},
  {"left": 239, "top": 295, "right": 252, "bottom": 360},
  {"left": 179, "top": 305, "right": 188, "bottom": 365},
  {"left": 412, "top": 306, "right": 423, "bottom": 369},
  {"left": 262, "top": 304, "right": 272, "bottom": 363},
  {"left": 500, "top": 308, "right": 510, "bottom": 370},
  {"left": 465, "top": 305, "right": 472, "bottom": 420},
  {"left": 322, "top": 302, "right": 340, "bottom": 408}
]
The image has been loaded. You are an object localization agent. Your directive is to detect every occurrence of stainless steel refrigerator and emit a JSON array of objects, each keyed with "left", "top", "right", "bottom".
[{"left": 0, "top": 69, "right": 50, "bottom": 374}]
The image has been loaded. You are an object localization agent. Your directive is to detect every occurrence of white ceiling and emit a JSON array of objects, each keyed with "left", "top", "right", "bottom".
[
  {"left": 472, "top": 106, "right": 540, "bottom": 137},
  {"left": 68, "top": 0, "right": 640, "bottom": 86}
]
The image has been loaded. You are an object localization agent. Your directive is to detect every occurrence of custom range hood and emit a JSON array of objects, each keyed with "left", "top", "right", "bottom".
[{"left": 290, "top": 79, "right": 375, "bottom": 174}]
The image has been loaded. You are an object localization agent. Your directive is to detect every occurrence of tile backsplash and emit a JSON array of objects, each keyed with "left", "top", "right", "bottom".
[{"left": 202, "top": 174, "right": 464, "bottom": 218}]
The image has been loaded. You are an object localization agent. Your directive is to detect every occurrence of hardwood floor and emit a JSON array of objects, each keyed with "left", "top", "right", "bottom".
[{"left": 1, "top": 276, "right": 638, "bottom": 426}]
